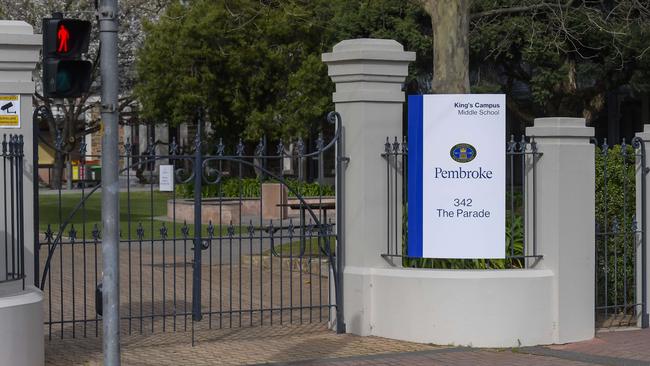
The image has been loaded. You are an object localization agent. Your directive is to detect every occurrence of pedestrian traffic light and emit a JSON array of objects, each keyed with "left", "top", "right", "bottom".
[{"left": 42, "top": 16, "right": 93, "bottom": 98}]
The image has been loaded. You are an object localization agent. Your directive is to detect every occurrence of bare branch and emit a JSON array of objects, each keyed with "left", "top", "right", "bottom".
[{"left": 471, "top": 1, "right": 572, "bottom": 20}]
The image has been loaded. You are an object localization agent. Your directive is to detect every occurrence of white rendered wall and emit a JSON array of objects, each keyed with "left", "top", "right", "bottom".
[
  {"left": 0, "top": 20, "right": 44, "bottom": 366},
  {"left": 359, "top": 267, "right": 554, "bottom": 347}
]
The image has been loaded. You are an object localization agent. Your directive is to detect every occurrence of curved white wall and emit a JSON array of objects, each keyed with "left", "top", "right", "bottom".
[
  {"left": 345, "top": 267, "right": 555, "bottom": 348},
  {"left": 0, "top": 285, "right": 44, "bottom": 366}
]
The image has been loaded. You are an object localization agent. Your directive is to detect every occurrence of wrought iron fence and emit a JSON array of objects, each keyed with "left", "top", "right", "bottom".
[
  {"left": 594, "top": 137, "right": 647, "bottom": 328},
  {"left": 1, "top": 134, "right": 25, "bottom": 286},
  {"left": 35, "top": 112, "right": 344, "bottom": 341},
  {"left": 381, "top": 135, "right": 542, "bottom": 269}
]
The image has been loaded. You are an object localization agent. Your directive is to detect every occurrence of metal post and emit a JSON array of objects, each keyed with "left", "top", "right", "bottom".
[
  {"left": 334, "top": 114, "right": 346, "bottom": 334},
  {"left": 192, "top": 111, "right": 203, "bottom": 322},
  {"left": 99, "top": 0, "right": 121, "bottom": 364},
  {"left": 66, "top": 159, "right": 72, "bottom": 190},
  {"left": 641, "top": 142, "right": 649, "bottom": 328},
  {"left": 33, "top": 109, "right": 40, "bottom": 288}
]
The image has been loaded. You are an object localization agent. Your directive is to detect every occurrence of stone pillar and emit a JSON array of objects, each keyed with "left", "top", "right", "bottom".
[
  {"left": 154, "top": 124, "right": 169, "bottom": 167},
  {"left": 323, "top": 39, "right": 414, "bottom": 334},
  {"left": 526, "top": 117, "right": 595, "bottom": 344},
  {"left": 138, "top": 124, "right": 148, "bottom": 154},
  {"left": 635, "top": 125, "right": 650, "bottom": 328},
  {"left": 0, "top": 20, "right": 44, "bottom": 365}
]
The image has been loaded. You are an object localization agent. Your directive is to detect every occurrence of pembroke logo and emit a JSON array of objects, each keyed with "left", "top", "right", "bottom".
[{"left": 450, "top": 143, "right": 477, "bottom": 163}]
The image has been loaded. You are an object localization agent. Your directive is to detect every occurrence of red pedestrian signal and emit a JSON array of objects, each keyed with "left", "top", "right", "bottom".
[
  {"left": 42, "top": 16, "right": 92, "bottom": 98},
  {"left": 57, "top": 24, "right": 70, "bottom": 53}
]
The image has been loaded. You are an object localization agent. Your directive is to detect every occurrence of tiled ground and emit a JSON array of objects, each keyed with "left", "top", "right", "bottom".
[
  {"left": 41, "top": 238, "right": 650, "bottom": 365},
  {"left": 45, "top": 323, "right": 439, "bottom": 365},
  {"left": 45, "top": 325, "right": 650, "bottom": 365}
]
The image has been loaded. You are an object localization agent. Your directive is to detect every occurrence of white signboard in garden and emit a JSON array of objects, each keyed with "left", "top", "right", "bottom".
[
  {"left": 408, "top": 94, "right": 505, "bottom": 259},
  {"left": 159, "top": 165, "right": 174, "bottom": 192}
]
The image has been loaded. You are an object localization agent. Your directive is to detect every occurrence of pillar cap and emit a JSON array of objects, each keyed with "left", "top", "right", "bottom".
[
  {"left": 322, "top": 39, "right": 415, "bottom": 103},
  {"left": 636, "top": 124, "right": 650, "bottom": 141},
  {"left": 0, "top": 20, "right": 41, "bottom": 91},
  {"left": 322, "top": 39, "right": 416, "bottom": 63},
  {"left": 526, "top": 117, "right": 594, "bottom": 138},
  {"left": 0, "top": 21, "right": 40, "bottom": 45}
]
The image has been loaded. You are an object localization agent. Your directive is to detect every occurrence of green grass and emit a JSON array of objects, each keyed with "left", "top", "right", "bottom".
[
  {"left": 39, "top": 191, "right": 233, "bottom": 240},
  {"left": 264, "top": 237, "right": 336, "bottom": 257}
]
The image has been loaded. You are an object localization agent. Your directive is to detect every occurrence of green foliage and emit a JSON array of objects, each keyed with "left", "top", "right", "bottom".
[
  {"left": 594, "top": 144, "right": 637, "bottom": 310},
  {"left": 175, "top": 178, "right": 334, "bottom": 199},
  {"left": 136, "top": 0, "right": 330, "bottom": 141},
  {"left": 327, "top": 0, "right": 432, "bottom": 81},
  {"left": 469, "top": 0, "right": 650, "bottom": 121},
  {"left": 175, "top": 178, "right": 260, "bottom": 198},
  {"left": 135, "top": 0, "right": 432, "bottom": 141},
  {"left": 284, "top": 179, "right": 335, "bottom": 197}
]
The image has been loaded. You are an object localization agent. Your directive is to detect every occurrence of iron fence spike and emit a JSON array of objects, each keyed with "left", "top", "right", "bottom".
[
  {"left": 316, "top": 132, "right": 325, "bottom": 151},
  {"left": 236, "top": 138, "right": 245, "bottom": 156},
  {"left": 217, "top": 138, "right": 225, "bottom": 156},
  {"left": 276, "top": 140, "right": 285, "bottom": 156}
]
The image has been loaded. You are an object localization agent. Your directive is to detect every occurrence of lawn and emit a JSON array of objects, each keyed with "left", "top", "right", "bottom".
[{"left": 38, "top": 190, "right": 228, "bottom": 240}]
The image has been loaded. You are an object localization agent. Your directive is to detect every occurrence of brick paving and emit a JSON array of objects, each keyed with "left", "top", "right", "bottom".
[
  {"left": 42, "top": 239, "right": 331, "bottom": 339},
  {"left": 541, "top": 328, "right": 650, "bottom": 363},
  {"left": 45, "top": 324, "right": 650, "bottom": 365},
  {"left": 41, "top": 238, "right": 650, "bottom": 365},
  {"left": 45, "top": 324, "right": 439, "bottom": 365}
]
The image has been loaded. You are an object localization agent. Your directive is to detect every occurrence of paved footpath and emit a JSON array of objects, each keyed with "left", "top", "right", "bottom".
[{"left": 46, "top": 326, "right": 650, "bottom": 365}]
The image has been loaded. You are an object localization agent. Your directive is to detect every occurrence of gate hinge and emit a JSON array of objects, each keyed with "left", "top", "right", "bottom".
[
  {"left": 645, "top": 167, "right": 650, "bottom": 175},
  {"left": 338, "top": 156, "right": 350, "bottom": 164}
]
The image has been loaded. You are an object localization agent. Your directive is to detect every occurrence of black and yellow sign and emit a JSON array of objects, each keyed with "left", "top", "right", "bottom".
[{"left": 0, "top": 95, "right": 20, "bottom": 128}]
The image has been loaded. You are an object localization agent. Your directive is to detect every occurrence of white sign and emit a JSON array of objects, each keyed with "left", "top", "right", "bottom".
[
  {"left": 408, "top": 94, "right": 505, "bottom": 259},
  {"left": 159, "top": 165, "right": 174, "bottom": 192},
  {"left": 0, "top": 95, "right": 20, "bottom": 128}
]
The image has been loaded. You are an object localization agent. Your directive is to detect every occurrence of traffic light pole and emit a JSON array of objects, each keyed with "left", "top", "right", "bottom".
[{"left": 99, "top": 0, "right": 121, "bottom": 364}]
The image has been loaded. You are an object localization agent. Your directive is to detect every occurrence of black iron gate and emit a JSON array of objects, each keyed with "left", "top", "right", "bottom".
[
  {"left": 35, "top": 109, "right": 344, "bottom": 341},
  {"left": 594, "top": 137, "right": 648, "bottom": 328}
]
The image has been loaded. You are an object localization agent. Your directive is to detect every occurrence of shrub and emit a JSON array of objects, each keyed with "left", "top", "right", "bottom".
[
  {"left": 594, "top": 144, "right": 637, "bottom": 311},
  {"left": 174, "top": 178, "right": 334, "bottom": 199}
]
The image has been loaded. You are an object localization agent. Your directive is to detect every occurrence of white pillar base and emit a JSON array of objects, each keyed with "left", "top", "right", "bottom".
[{"left": 0, "top": 285, "right": 44, "bottom": 366}]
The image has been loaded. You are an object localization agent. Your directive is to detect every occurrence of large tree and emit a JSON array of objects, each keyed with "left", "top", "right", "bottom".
[
  {"left": 137, "top": 0, "right": 650, "bottom": 142},
  {"left": 470, "top": 0, "right": 650, "bottom": 124},
  {"left": 136, "top": 0, "right": 330, "bottom": 142},
  {"left": 414, "top": 0, "right": 650, "bottom": 125},
  {"left": 135, "top": 0, "right": 432, "bottom": 142},
  {"left": 415, "top": 0, "right": 470, "bottom": 93}
]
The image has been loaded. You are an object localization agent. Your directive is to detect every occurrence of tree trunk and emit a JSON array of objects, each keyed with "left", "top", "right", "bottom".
[
  {"left": 52, "top": 150, "right": 64, "bottom": 190},
  {"left": 418, "top": 0, "right": 471, "bottom": 93}
]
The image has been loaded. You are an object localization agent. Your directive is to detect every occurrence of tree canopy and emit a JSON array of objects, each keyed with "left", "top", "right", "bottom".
[
  {"left": 137, "top": 0, "right": 650, "bottom": 140},
  {"left": 468, "top": 0, "right": 650, "bottom": 123},
  {"left": 135, "top": 0, "right": 431, "bottom": 141}
]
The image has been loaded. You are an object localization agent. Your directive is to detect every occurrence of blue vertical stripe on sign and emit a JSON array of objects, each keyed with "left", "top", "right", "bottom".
[{"left": 408, "top": 95, "right": 423, "bottom": 258}]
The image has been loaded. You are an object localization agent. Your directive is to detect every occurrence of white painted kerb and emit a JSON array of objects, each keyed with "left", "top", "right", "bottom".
[{"left": 346, "top": 267, "right": 555, "bottom": 348}]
